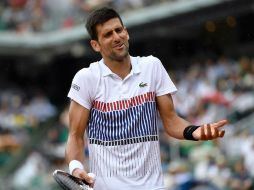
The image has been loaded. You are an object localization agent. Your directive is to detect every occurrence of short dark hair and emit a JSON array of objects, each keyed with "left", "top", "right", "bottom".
[{"left": 85, "top": 7, "right": 124, "bottom": 40}]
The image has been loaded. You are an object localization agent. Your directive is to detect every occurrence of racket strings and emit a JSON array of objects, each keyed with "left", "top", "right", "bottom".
[{"left": 60, "top": 174, "right": 82, "bottom": 188}]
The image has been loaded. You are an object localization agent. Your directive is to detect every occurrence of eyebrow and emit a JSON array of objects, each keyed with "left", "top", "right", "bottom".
[{"left": 102, "top": 26, "right": 124, "bottom": 36}]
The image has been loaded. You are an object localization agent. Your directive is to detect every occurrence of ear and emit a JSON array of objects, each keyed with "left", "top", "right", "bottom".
[
  {"left": 90, "top": 40, "right": 100, "bottom": 52},
  {"left": 124, "top": 27, "right": 130, "bottom": 41}
]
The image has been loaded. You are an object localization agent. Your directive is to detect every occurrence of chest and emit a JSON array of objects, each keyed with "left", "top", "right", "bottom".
[{"left": 95, "top": 72, "right": 155, "bottom": 103}]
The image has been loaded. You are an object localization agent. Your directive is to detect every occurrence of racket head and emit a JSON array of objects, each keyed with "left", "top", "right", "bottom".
[{"left": 53, "top": 170, "right": 93, "bottom": 190}]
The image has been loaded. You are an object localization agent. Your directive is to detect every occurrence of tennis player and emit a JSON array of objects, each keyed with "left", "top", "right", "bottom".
[{"left": 66, "top": 7, "right": 227, "bottom": 190}]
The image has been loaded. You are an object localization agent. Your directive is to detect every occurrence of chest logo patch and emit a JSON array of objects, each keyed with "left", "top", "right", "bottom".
[{"left": 139, "top": 82, "right": 147, "bottom": 88}]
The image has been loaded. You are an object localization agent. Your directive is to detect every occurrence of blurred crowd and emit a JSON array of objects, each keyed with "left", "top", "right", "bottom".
[
  {"left": 172, "top": 55, "right": 254, "bottom": 125},
  {"left": 163, "top": 55, "right": 254, "bottom": 190},
  {"left": 0, "top": 54, "right": 253, "bottom": 189},
  {"left": 0, "top": 88, "right": 56, "bottom": 171},
  {"left": 0, "top": 0, "right": 172, "bottom": 33}
]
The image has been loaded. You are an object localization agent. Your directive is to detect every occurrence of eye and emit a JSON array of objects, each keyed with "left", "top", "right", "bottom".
[
  {"left": 104, "top": 31, "right": 112, "bottom": 38},
  {"left": 115, "top": 27, "right": 123, "bottom": 33}
]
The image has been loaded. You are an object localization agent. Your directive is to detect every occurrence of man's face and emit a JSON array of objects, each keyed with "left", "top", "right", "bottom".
[{"left": 91, "top": 18, "right": 129, "bottom": 61}]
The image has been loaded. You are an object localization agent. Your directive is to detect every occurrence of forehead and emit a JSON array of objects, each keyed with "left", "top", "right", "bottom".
[{"left": 96, "top": 18, "right": 123, "bottom": 34}]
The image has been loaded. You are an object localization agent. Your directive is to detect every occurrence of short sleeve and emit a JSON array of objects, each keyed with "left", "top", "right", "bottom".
[
  {"left": 153, "top": 57, "right": 177, "bottom": 96},
  {"left": 67, "top": 68, "right": 95, "bottom": 110}
]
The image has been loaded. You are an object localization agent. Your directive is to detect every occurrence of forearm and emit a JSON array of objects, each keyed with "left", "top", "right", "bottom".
[
  {"left": 157, "top": 94, "right": 190, "bottom": 139},
  {"left": 65, "top": 134, "right": 85, "bottom": 163},
  {"left": 66, "top": 100, "right": 90, "bottom": 163},
  {"left": 157, "top": 95, "right": 226, "bottom": 141},
  {"left": 163, "top": 114, "right": 190, "bottom": 139}
]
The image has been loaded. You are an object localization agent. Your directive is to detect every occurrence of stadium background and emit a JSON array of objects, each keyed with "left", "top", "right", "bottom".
[{"left": 0, "top": 0, "right": 254, "bottom": 189}]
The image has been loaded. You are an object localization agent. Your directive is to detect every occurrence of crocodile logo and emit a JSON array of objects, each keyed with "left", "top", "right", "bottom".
[{"left": 139, "top": 82, "right": 147, "bottom": 88}]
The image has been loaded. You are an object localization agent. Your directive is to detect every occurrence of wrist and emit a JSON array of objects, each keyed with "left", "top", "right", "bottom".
[
  {"left": 183, "top": 125, "right": 200, "bottom": 141},
  {"left": 69, "top": 160, "right": 84, "bottom": 175}
]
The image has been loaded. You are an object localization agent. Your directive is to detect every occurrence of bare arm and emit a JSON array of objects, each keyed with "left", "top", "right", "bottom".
[
  {"left": 156, "top": 94, "right": 227, "bottom": 140},
  {"left": 156, "top": 94, "right": 189, "bottom": 139},
  {"left": 65, "top": 100, "right": 94, "bottom": 184}
]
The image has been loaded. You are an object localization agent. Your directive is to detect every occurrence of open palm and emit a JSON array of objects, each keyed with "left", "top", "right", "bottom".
[{"left": 193, "top": 120, "right": 227, "bottom": 140}]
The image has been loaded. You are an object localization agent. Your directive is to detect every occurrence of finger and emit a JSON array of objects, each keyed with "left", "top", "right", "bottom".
[
  {"left": 213, "top": 126, "right": 219, "bottom": 137},
  {"left": 72, "top": 168, "right": 83, "bottom": 178},
  {"left": 73, "top": 169, "right": 94, "bottom": 184},
  {"left": 79, "top": 172, "right": 94, "bottom": 184},
  {"left": 213, "top": 120, "right": 228, "bottom": 129},
  {"left": 209, "top": 124, "right": 219, "bottom": 139},
  {"left": 219, "top": 130, "right": 225, "bottom": 138},
  {"left": 206, "top": 124, "right": 212, "bottom": 139},
  {"left": 209, "top": 123, "right": 219, "bottom": 138},
  {"left": 200, "top": 125, "right": 206, "bottom": 140}
]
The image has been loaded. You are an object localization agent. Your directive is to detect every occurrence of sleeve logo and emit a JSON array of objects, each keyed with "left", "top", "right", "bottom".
[{"left": 72, "top": 84, "right": 80, "bottom": 91}]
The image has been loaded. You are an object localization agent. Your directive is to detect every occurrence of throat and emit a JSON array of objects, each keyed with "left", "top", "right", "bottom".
[
  {"left": 115, "top": 63, "right": 132, "bottom": 79},
  {"left": 104, "top": 57, "right": 132, "bottom": 79}
]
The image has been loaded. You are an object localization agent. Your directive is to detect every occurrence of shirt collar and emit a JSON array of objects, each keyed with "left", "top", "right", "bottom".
[
  {"left": 99, "top": 59, "right": 112, "bottom": 77},
  {"left": 130, "top": 56, "right": 141, "bottom": 75},
  {"left": 99, "top": 56, "right": 141, "bottom": 77}
]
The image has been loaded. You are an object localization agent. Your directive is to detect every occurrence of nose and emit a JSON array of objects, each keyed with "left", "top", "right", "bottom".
[{"left": 112, "top": 31, "right": 121, "bottom": 41}]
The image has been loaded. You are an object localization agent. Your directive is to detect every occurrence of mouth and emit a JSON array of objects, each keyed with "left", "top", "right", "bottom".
[{"left": 113, "top": 43, "right": 124, "bottom": 50}]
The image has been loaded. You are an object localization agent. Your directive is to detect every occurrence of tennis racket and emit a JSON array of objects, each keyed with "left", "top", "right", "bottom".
[{"left": 53, "top": 170, "right": 94, "bottom": 190}]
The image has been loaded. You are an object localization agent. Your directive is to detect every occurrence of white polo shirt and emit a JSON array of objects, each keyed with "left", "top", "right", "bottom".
[{"left": 68, "top": 55, "right": 177, "bottom": 190}]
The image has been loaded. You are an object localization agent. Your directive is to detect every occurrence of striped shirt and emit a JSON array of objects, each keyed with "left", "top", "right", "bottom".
[{"left": 68, "top": 55, "right": 177, "bottom": 190}]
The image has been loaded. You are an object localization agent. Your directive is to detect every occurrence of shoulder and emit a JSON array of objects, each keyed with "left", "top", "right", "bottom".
[
  {"left": 134, "top": 55, "right": 162, "bottom": 71},
  {"left": 137, "top": 55, "right": 161, "bottom": 64}
]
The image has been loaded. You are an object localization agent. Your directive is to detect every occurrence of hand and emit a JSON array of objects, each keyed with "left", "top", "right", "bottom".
[
  {"left": 193, "top": 120, "right": 228, "bottom": 140},
  {"left": 73, "top": 168, "right": 95, "bottom": 187}
]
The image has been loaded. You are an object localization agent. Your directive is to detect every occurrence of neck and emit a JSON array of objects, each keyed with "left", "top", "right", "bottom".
[{"left": 103, "top": 55, "right": 131, "bottom": 79}]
